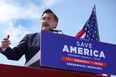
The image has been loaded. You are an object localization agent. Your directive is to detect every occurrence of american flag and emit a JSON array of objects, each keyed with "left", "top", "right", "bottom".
[{"left": 75, "top": 6, "right": 100, "bottom": 41}]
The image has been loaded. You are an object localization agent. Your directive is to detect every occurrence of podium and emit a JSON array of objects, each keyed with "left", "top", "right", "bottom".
[
  {"left": 0, "top": 31, "right": 115, "bottom": 77},
  {"left": 0, "top": 64, "right": 103, "bottom": 77},
  {"left": 41, "top": 31, "right": 116, "bottom": 75}
]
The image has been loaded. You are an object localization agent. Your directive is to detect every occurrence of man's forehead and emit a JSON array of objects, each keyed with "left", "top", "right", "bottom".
[{"left": 42, "top": 13, "right": 54, "bottom": 17}]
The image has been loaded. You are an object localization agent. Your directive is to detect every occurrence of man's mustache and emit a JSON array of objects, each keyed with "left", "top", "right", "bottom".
[
  {"left": 42, "top": 25, "right": 50, "bottom": 30},
  {"left": 42, "top": 23, "right": 49, "bottom": 26}
]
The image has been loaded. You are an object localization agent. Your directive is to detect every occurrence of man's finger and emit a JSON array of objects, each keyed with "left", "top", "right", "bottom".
[
  {"left": 3, "top": 35, "right": 10, "bottom": 40},
  {"left": 7, "top": 35, "right": 10, "bottom": 39}
]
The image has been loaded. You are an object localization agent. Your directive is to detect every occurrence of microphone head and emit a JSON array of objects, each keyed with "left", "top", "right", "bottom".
[
  {"left": 49, "top": 28, "right": 62, "bottom": 32},
  {"left": 42, "top": 26, "right": 62, "bottom": 33}
]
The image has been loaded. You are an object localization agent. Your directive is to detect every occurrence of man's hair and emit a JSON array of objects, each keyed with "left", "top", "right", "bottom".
[{"left": 41, "top": 9, "right": 58, "bottom": 23}]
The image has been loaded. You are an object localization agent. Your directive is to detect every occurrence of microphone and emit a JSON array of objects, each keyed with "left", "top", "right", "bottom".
[
  {"left": 42, "top": 26, "right": 62, "bottom": 33},
  {"left": 49, "top": 28, "right": 62, "bottom": 32}
]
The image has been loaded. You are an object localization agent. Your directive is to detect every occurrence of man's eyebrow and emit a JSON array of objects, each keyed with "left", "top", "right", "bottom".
[{"left": 42, "top": 17, "right": 52, "bottom": 18}]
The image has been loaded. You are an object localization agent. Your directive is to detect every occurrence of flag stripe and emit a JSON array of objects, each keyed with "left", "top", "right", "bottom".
[{"left": 75, "top": 29, "right": 85, "bottom": 37}]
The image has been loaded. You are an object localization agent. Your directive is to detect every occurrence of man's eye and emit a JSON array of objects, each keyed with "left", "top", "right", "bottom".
[
  {"left": 42, "top": 17, "right": 46, "bottom": 20},
  {"left": 48, "top": 17, "right": 52, "bottom": 20},
  {"left": 41, "top": 17, "right": 52, "bottom": 20}
]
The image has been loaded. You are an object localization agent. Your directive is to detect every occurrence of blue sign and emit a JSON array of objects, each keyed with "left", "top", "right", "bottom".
[{"left": 40, "top": 31, "right": 116, "bottom": 75}]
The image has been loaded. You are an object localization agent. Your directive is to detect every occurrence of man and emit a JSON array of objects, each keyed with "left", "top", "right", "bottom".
[{"left": 0, "top": 9, "right": 59, "bottom": 67}]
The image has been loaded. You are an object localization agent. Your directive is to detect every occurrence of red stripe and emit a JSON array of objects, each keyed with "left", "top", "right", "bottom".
[{"left": 75, "top": 29, "right": 85, "bottom": 38}]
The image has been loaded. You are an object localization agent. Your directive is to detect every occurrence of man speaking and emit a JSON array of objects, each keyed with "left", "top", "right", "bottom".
[{"left": 0, "top": 9, "right": 59, "bottom": 67}]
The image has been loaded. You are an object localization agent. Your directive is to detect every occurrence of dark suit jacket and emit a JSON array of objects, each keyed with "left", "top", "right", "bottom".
[{"left": 0, "top": 33, "right": 40, "bottom": 64}]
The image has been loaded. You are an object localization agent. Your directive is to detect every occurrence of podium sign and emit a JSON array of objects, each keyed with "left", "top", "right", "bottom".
[{"left": 40, "top": 31, "right": 116, "bottom": 75}]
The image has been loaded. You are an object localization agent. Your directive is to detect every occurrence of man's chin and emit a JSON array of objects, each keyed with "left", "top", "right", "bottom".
[{"left": 41, "top": 29, "right": 49, "bottom": 31}]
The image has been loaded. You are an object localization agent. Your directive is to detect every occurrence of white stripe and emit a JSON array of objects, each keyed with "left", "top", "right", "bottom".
[
  {"left": 81, "top": 32, "right": 86, "bottom": 38},
  {"left": 25, "top": 50, "right": 40, "bottom": 66}
]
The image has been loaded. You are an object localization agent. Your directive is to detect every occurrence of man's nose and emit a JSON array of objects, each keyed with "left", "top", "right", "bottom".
[{"left": 43, "top": 19, "right": 48, "bottom": 23}]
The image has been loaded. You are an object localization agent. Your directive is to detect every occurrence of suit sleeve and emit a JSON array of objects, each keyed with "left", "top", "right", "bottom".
[{"left": 1, "top": 34, "right": 28, "bottom": 61}]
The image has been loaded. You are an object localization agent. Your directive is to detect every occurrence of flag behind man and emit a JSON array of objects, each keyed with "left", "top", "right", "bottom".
[{"left": 75, "top": 5, "right": 100, "bottom": 41}]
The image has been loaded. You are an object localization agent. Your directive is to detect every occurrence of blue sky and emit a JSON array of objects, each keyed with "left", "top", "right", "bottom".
[{"left": 0, "top": 0, "right": 116, "bottom": 76}]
